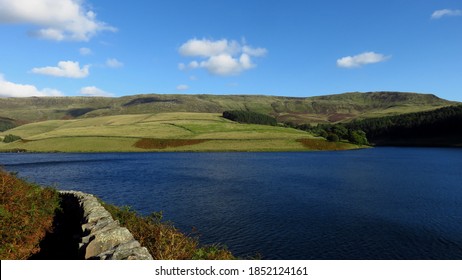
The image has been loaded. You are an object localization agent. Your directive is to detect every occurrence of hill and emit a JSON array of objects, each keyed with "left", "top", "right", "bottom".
[
  {"left": 0, "top": 112, "right": 359, "bottom": 152},
  {"left": 0, "top": 92, "right": 457, "bottom": 126}
]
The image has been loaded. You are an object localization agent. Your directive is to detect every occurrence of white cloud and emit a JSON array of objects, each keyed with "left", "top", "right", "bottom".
[
  {"left": 179, "top": 38, "right": 239, "bottom": 57},
  {"left": 106, "top": 58, "right": 123, "bottom": 68},
  {"left": 336, "top": 52, "right": 390, "bottom": 68},
  {"left": 0, "top": 0, "right": 116, "bottom": 41},
  {"left": 0, "top": 73, "right": 63, "bottom": 97},
  {"left": 31, "top": 61, "right": 90, "bottom": 78},
  {"left": 431, "top": 9, "right": 462, "bottom": 19},
  {"left": 178, "top": 38, "right": 267, "bottom": 76},
  {"left": 79, "top": 47, "right": 92, "bottom": 56},
  {"left": 176, "top": 84, "right": 189, "bottom": 91},
  {"left": 79, "top": 86, "right": 112, "bottom": 97},
  {"left": 242, "top": 46, "right": 267, "bottom": 57}
]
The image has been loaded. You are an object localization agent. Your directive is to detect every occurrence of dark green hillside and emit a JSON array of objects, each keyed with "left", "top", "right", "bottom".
[
  {"left": 346, "top": 105, "right": 462, "bottom": 147},
  {"left": 0, "top": 117, "right": 17, "bottom": 132},
  {"left": 0, "top": 91, "right": 457, "bottom": 125},
  {"left": 222, "top": 110, "right": 277, "bottom": 126}
]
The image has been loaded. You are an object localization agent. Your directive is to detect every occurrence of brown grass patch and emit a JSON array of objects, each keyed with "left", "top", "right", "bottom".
[
  {"left": 297, "top": 138, "right": 352, "bottom": 150},
  {"left": 0, "top": 170, "right": 60, "bottom": 259},
  {"left": 327, "top": 113, "right": 355, "bottom": 122},
  {"left": 134, "top": 138, "right": 208, "bottom": 149}
]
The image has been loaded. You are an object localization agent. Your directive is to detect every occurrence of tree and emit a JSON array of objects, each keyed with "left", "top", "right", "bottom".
[
  {"left": 2, "top": 134, "right": 22, "bottom": 143},
  {"left": 347, "top": 130, "right": 368, "bottom": 145},
  {"left": 326, "top": 133, "right": 339, "bottom": 142}
]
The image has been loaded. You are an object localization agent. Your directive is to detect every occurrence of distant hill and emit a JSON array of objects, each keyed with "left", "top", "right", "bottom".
[{"left": 0, "top": 92, "right": 457, "bottom": 126}]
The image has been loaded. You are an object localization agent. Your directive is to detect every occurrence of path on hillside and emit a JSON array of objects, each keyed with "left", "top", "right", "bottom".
[{"left": 29, "top": 194, "right": 84, "bottom": 260}]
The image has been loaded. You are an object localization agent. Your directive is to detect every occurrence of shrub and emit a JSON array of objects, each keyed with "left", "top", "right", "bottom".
[
  {"left": 347, "top": 130, "right": 369, "bottom": 145},
  {"left": 2, "top": 134, "right": 22, "bottom": 143},
  {"left": 326, "top": 133, "right": 339, "bottom": 142}
]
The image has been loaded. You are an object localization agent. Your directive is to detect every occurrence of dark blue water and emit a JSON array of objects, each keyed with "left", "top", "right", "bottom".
[{"left": 1, "top": 148, "right": 462, "bottom": 259}]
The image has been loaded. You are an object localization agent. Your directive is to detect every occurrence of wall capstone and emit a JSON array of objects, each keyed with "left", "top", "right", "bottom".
[{"left": 60, "top": 191, "right": 153, "bottom": 260}]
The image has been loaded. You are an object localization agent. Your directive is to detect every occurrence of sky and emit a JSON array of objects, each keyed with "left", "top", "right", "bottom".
[{"left": 0, "top": 0, "right": 461, "bottom": 101}]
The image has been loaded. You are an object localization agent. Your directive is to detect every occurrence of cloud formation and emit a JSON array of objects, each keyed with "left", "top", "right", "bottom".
[
  {"left": 79, "top": 47, "right": 92, "bottom": 56},
  {"left": 431, "top": 9, "right": 462, "bottom": 19},
  {"left": 80, "top": 86, "right": 112, "bottom": 97},
  {"left": 336, "top": 52, "right": 390, "bottom": 68},
  {"left": 178, "top": 38, "right": 267, "bottom": 76},
  {"left": 176, "top": 84, "right": 189, "bottom": 91},
  {"left": 0, "top": 73, "right": 62, "bottom": 97},
  {"left": 0, "top": 0, "right": 116, "bottom": 41},
  {"left": 31, "top": 61, "right": 90, "bottom": 78},
  {"left": 106, "top": 58, "right": 124, "bottom": 68}
]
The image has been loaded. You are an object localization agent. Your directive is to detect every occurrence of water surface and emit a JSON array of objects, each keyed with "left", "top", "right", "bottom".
[{"left": 2, "top": 148, "right": 462, "bottom": 259}]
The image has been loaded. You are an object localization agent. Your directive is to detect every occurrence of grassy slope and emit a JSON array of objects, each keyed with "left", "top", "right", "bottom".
[
  {"left": 0, "top": 92, "right": 457, "bottom": 124},
  {"left": 0, "top": 112, "right": 359, "bottom": 152}
]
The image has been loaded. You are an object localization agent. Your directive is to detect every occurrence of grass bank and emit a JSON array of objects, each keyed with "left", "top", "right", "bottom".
[
  {"left": 0, "top": 169, "right": 60, "bottom": 259},
  {"left": 102, "top": 204, "right": 235, "bottom": 260}
]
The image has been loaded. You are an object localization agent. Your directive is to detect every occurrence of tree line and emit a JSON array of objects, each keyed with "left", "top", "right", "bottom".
[
  {"left": 222, "top": 110, "right": 278, "bottom": 126},
  {"left": 345, "top": 105, "right": 462, "bottom": 143},
  {"left": 284, "top": 122, "right": 369, "bottom": 145}
]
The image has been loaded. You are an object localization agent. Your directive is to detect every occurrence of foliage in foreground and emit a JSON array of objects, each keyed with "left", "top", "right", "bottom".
[
  {"left": 0, "top": 169, "right": 60, "bottom": 259},
  {"left": 102, "top": 203, "right": 235, "bottom": 260}
]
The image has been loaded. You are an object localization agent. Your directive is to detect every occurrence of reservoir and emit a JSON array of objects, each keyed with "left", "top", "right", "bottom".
[{"left": 1, "top": 147, "right": 462, "bottom": 259}]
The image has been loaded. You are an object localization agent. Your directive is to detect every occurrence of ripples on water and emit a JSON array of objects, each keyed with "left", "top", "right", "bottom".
[{"left": 1, "top": 148, "right": 462, "bottom": 259}]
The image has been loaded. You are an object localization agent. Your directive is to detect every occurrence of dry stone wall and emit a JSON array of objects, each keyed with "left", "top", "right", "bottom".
[{"left": 60, "top": 191, "right": 153, "bottom": 260}]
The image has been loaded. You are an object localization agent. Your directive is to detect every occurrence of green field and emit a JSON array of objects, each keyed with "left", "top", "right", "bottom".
[{"left": 0, "top": 112, "right": 360, "bottom": 152}]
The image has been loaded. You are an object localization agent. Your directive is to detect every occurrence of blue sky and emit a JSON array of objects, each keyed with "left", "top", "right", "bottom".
[{"left": 0, "top": 0, "right": 461, "bottom": 101}]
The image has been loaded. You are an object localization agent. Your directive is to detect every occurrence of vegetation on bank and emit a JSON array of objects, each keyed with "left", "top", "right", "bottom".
[
  {"left": 296, "top": 138, "right": 359, "bottom": 150},
  {"left": 0, "top": 169, "right": 60, "bottom": 259},
  {"left": 134, "top": 138, "right": 208, "bottom": 149},
  {"left": 283, "top": 122, "right": 369, "bottom": 146},
  {"left": 103, "top": 204, "right": 235, "bottom": 260}
]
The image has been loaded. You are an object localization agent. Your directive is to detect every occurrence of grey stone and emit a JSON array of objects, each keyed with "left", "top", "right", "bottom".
[{"left": 84, "top": 227, "right": 134, "bottom": 259}]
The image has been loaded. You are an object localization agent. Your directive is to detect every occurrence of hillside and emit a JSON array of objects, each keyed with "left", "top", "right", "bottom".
[
  {"left": 0, "top": 92, "right": 457, "bottom": 126},
  {"left": 0, "top": 112, "right": 359, "bottom": 152},
  {"left": 346, "top": 105, "right": 462, "bottom": 147}
]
